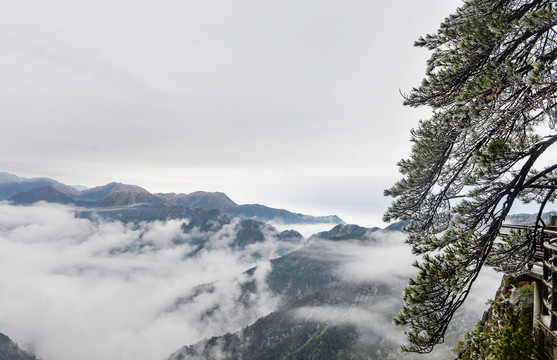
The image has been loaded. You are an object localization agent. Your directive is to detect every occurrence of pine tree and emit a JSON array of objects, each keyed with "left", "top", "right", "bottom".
[{"left": 384, "top": 0, "right": 557, "bottom": 353}]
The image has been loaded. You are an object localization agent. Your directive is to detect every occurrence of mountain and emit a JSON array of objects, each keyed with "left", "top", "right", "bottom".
[
  {"left": 158, "top": 193, "right": 342, "bottom": 224},
  {"left": 92, "top": 190, "right": 163, "bottom": 207},
  {"left": 6, "top": 183, "right": 165, "bottom": 208},
  {"left": 167, "top": 227, "right": 405, "bottom": 360},
  {"left": 157, "top": 191, "right": 238, "bottom": 210},
  {"left": 1, "top": 172, "right": 344, "bottom": 224},
  {"left": 76, "top": 203, "right": 210, "bottom": 222},
  {"left": 165, "top": 224, "right": 368, "bottom": 318},
  {"left": 168, "top": 223, "right": 475, "bottom": 360},
  {"left": 263, "top": 224, "right": 381, "bottom": 301},
  {"left": 454, "top": 276, "right": 537, "bottom": 359},
  {"left": 9, "top": 186, "right": 76, "bottom": 205},
  {"left": 227, "top": 204, "right": 343, "bottom": 224},
  {"left": 310, "top": 224, "right": 379, "bottom": 241},
  {"left": 384, "top": 220, "right": 412, "bottom": 232},
  {"left": 0, "top": 181, "right": 479, "bottom": 360},
  {"left": 4, "top": 181, "right": 164, "bottom": 207},
  {"left": 72, "top": 182, "right": 155, "bottom": 203},
  {"left": 77, "top": 204, "right": 303, "bottom": 255},
  {"left": 0, "top": 172, "right": 23, "bottom": 185},
  {"left": 505, "top": 211, "right": 557, "bottom": 226},
  {"left": 0, "top": 178, "right": 75, "bottom": 200},
  {"left": 70, "top": 185, "right": 88, "bottom": 192},
  {"left": 0, "top": 332, "right": 39, "bottom": 360},
  {"left": 69, "top": 182, "right": 121, "bottom": 202},
  {"left": 170, "top": 282, "right": 396, "bottom": 360}
]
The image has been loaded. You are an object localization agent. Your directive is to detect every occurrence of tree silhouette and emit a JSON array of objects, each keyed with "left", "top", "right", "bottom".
[{"left": 384, "top": 0, "right": 557, "bottom": 353}]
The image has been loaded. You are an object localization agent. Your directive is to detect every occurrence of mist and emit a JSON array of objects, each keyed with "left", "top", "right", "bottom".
[
  {"left": 0, "top": 202, "right": 288, "bottom": 360},
  {"left": 0, "top": 202, "right": 503, "bottom": 360},
  {"left": 268, "top": 221, "right": 338, "bottom": 239},
  {"left": 288, "top": 230, "right": 503, "bottom": 359}
]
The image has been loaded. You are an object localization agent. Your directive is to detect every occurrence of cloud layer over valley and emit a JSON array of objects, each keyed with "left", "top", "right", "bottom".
[
  {"left": 284, "top": 232, "right": 503, "bottom": 359},
  {"left": 0, "top": 202, "right": 503, "bottom": 360},
  {"left": 0, "top": 202, "right": 292, "bottom": 360}
]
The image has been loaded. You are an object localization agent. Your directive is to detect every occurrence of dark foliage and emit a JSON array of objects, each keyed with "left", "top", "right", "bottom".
[{"left": 385, "top": 0, "right": 557, "bottom": 353}]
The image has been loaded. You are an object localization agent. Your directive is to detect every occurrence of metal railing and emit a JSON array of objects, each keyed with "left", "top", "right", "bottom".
[{"left": 541, "top": 226, "right": 557, "bottom": 329}]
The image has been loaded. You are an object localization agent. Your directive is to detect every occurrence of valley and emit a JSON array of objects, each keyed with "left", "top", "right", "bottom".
[{"left": 0, "top": 172, "right": 498, "bottom": 360}]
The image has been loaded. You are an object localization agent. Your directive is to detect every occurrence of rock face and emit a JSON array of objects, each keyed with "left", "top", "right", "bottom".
[
  {"left": 0, "top": 332, "right": 39, "bottom": 360},
  {"left": 454, "top": 276, "right": 538, "bottom": 359}
]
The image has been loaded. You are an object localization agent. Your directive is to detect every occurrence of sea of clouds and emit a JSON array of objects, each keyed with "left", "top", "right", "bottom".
[
  {"left": 0, "top": 202, "right": 502, "bottom": 360},
  {"left": 0, "top": 202, "right": 292, "bottom": 360}
]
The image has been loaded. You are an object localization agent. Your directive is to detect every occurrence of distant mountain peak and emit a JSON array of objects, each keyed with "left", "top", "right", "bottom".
[
  {"left": 0, "top": 331, "right": 39, "bottom": 360},
  {"left": 73, "top": 182, "right": 152, "bottom": 202},
  {"left": 156, "top": 191, "right": 238, "bottom": 210},
  {"left": 310, "top": 223, "right": 379, "bottom": 241},
  {"left": 0, "top": 177, "right": 76, "bottom": 200},
  {"left": 0, "top": 171, "right": 24, "bottom": 184},
  {"left": 8, "top": 185, "right": 75, "bottom": 205},
  {"left": 70, "top": 185, "right": 89, "bottom": 191}
]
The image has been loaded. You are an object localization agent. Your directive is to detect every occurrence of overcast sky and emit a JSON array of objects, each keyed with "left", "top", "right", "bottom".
[{"left": 0, "top": 0, "right": 463, "bottom": 226}]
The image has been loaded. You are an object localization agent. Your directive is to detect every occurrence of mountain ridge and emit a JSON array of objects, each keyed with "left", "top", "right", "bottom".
[
  {"left": 0, "top": 332, "right": 39, "bottom": 360},
  {"left": 0, "top": 177, "right": 76, "bottom": 200},
  {"left": 166, "top": 223, "right": 435, "bottom": 360},
  {"left": 2, "top": 171, "right": 343, "bottom": 225}
]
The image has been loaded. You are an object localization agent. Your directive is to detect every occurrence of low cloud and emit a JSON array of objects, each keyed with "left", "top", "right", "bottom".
[
  {"left": 0, "top": 202, "right": 288, "bottom": 360},
  {"left": 288, "top": 230, "right": 502, "bottom": 359},
  {"left": 0, "top": 203, "right": 503, "bottom": 360},
  {"left": 293, "top": 304, "right": 405, "bottom": 344},
  {"left": 320, "top": 230, "right": 500, "bottom": 313},
  {"left": 335, "top": 230, "right": 416, "bottom": 282},
  {"left": 268, "top": 221, "right": 337, "bottom": 239}
]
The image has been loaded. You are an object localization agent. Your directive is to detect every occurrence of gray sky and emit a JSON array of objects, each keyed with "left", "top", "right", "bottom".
[{"left": 0, "top": 0, "right": 462, "bottom": 226}]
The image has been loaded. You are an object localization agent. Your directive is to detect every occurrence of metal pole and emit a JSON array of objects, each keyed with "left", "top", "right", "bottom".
[
  {"left": 548, "top": 216, "right": 557, "bottom": 330},
  {"left": 544, "top": 242, "right": 550, "bottom": 316},
  {"left": 534, "top": 279, "right": 542, "bottom": 327}
]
